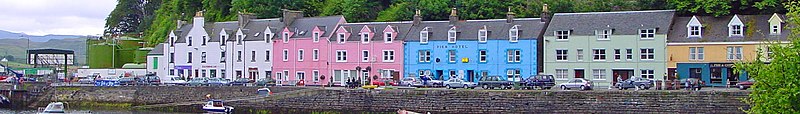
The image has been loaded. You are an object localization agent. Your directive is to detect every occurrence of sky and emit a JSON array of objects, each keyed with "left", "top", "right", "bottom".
[{"left": 0, "top": 0, "right": 117, "bottom": 36}]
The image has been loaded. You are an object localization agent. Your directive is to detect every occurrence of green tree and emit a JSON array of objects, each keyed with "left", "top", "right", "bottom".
[
  {"left": 734, "top": 1, "right": 800, "bottom": 113},
  {"left": 230, "top": 0, "right": 305, "bottom": 18},
  {"left": 203, "top": 0, "right": 234, "bottom": 22},
  {"left": 104, "top": 0, "right": 144, "bottom": 35},
  {"left": 318, "top": 0, "right": 381, "bottom": 22}
]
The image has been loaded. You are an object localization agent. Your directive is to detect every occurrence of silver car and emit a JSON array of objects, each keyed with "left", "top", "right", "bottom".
[
  {"left": 444, "top": 78, "right": 477, "bottom": 89},
  {"left": 559, "top": 78, "right": 593, "bottom": 90},
  {"left": 400, "top": 77, "right": 424, "bottom": 87}
]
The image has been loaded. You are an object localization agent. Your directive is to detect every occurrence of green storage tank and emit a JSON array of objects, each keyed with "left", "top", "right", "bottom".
[{"left": 88, "top": 44, "right": 115, "bottom": 68}]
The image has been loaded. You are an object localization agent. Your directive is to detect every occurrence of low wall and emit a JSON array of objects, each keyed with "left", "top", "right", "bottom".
[
  {"left": 45, "top": 86, "right": 306, "bottom": 106},
  {"left": 232, "top": 89, "right": 750, "bottom": 113}
]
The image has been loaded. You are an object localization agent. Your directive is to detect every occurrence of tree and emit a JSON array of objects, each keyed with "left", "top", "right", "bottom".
[
  {"left": 230, "top": 0, "right": 305, "bottom": 18},
  {"left": 734, "top": 1, "right": 800, "bottom": 113},
  {"left": 104, "top": 0, "right": 145, "bottom": 35},
  {"left": 317, "top": 0, "right": 382, "bottom": 22},
  {"left": 203, "top": 0, "right": 234, "bottom": 22}
]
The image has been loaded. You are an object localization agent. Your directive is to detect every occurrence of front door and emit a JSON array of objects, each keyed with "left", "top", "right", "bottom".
[
  {"left": 435, "top": 70, "right": 444, "bottom": 80},
  {"left": 466, "top": 70, "right": 474, "bottom": 82},
  {"left": 612, "top": 70, "right": 633, "bottom": 84},
  {"left": 689, "top": 68, "right": 702, "bottom": 79},
  {"left": 574, "top": 69, "right": 584, "bottom": 78}
]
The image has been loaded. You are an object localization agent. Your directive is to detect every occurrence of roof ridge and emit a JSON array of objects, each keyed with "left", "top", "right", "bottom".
[{"left": 554, "top": 10, "right": 675, "bottom": 15}]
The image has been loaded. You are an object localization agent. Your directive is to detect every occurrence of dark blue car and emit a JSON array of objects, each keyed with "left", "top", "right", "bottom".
[{"left": 520, "top": 75, "right": 556, "bottom": 90}]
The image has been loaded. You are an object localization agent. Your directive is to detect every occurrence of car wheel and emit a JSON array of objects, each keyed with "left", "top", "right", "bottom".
[
  {"left": 446, "top": 84, "right": 451, "bottom": 89},
  {"left": 638, "top": 85, "right": 646, "bottom": 90},
  {"left": 738, "top": 85, "right": 745, "bottom": 90},
  {"left": 463, "top": 84, "right": 468, "bottom": 89},
  {"left": 617, "top": 85, "right": 623, "bottom": 90},
  {"left": 580, "top": 85, "right": 586, "bottom": 90},
  {"left": 561, "top": 85, "right": 567, "bottom": 90},
  {"left": 482, "top": 85, "right": 489, "bottom": 89}
]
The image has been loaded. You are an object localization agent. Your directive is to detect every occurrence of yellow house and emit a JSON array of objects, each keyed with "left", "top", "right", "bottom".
[{"left": 665, "top": 14, "right": 788, "bottom": 86}]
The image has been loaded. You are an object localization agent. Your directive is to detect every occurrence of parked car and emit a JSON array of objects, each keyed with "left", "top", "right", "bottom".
[
  {"left": 520, "top": 74, "right": 556, "bottom": 90},
  {"left": 371, "top": 81, "right": 386, "bottom": 86},
  {"left": 614, "top": 77, "right": 654, "bottom": 90},
  {"left": 230, "top": 78, "right": 251, "bottom": 86},
  {"left": 478, "top": 76, "right": 514, "bottom": 90},
  {"left": 207, "top": 78, "right": 227, "bottom": 86},
  {"left": 255, "top": 78, "right": 276, "bottom": 87},
  {"left": 736, "top": 79, "right": 755, "bottom": 90},
  {"left": 427, "top": 79, "right": 444, "bottom": 87},
  {"left": 558, "top": 78, "right": 593, "bottom": 90},
  {"left": 138, "top": 74, "right": 161, "bottom": 85},
  {"left": 118, "top": 77, "right": 138, "bottom": 86},
  {"left": 444, "top": 78, "right": 477, "bottom": 89},
  {"left": 399, "top": 77, "right": 424, "bottom": 87},
  {"left": 162, "top": 76, "right": 188, "bottom": 86},
  {"left": 188, "top": 77, "right": 209, "bottom": 86},
  {"left": 677, "top": 78, "right": 704, "bottom": 90}
]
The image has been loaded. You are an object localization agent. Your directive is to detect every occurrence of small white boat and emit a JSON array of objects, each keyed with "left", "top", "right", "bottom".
[
  {"left": 38, "top": 102, "right": 66, "bottom": 114},
  {"left": 202, "top": 100, "right": 234, "bottom": 113}
]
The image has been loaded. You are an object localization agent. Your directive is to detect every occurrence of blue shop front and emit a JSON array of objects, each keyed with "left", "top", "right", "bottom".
[{"left": 676, "top": 62, "right": 748, "bottom": 87}]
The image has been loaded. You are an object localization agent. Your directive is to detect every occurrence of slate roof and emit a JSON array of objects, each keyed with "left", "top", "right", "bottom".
[
  {"left": 405, "top": 18, "right": 547, "bottom": 41},
  {"left": 667, "top": 14, "right": 790, "bottom": 43},
  {"left": 242, "top": 19, "right": 284, "bottom": 41},
  {"left": 544, "top": 10, "right": 675, "bottom": 36},
  {"left": 148, "top": 44, "right": 164, "bottom": 55},
  {"left": 332, "top": 22, "right": 413, "bottom": 41},
  {"left": 208, "top": 21, "right": 239, "bottom": 42},
  {"left": 284, "top": 15, "right": 345, "bottom": 39}
]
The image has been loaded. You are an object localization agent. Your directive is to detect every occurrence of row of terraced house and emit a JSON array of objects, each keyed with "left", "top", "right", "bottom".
[{"left": 146, "top": 6, "right": 790, "bottom": 87}]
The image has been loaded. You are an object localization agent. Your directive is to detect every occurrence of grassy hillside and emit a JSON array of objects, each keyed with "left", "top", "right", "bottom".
[{"left": 0, "top": 38, "right": 87, "bottom": 65}]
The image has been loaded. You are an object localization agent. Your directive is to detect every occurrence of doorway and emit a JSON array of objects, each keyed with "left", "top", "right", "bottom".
[
  {"left": 574, "top": 69, "right": 584, "bottom": 78},
  {"left": 466, "top": 70, "right": 474, "bottom": 82},
  {"left": 435, "top": 70, "right": 443, "bottom": 80},
  {"left": 689, "top": 68, "right": 702, "bottom": 79},
  {"left": 612, "top": 70, "right": 634, "bottom": 84}
]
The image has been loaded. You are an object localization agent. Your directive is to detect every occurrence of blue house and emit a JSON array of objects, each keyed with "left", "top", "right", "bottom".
[{"left": 403, "top": 9, "right": 547, "bottom": 82}]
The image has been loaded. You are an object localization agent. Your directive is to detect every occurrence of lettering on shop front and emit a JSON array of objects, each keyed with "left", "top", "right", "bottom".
[{"left": 435, "top": 45, "right": 468, "bottom": 49}]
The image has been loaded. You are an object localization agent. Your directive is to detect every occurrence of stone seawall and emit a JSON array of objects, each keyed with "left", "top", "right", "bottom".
[
  {"left": 231, "top": 89, "right": 750, "bottom": 113},
  {"left": 45, "top": 86, "right": 305, "bottom": 106}
]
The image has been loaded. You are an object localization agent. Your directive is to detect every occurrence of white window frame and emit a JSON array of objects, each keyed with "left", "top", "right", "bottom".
[
  {"left": 361, "top": 32, "right": 370, "bottom": 44},
  {"left": 312, "top": 32, "right": 320, "bottom": 42},
  {"left": 201, "top": 52, "right": 207, "bottom": 63},
  {"left": 420, "top": 28, "right": 429, "bottom": 44},
  {"left": 448, "top": 27, "right": 457, "bottom": 43},
  {"left": 509, "top": 25, "right": 519, "bottom": 42},
  {"left": 507, "top": 49, "right": 521, "bottom": 63},
  {"left": 576, "top": 49, "right": 584, "bottom": 61},
  {"left": 478, "top": 28, "right": 488, "bottom": 42},
  {"left": 188, "top": 36, "right": 193, "bottom": 46},
  {"left": 282, "top": 49, "right": 288, "bottom": 61},
  {"left": 771, "top": 25, "right": 780, "bottom": 34},
  {"left": 384, "top": 32, "right": 393, "bottom": 43},
  {"left": 506, "top": 69, "right": 521, "bottom": 82},
  {"left": 640, "top": 69, "right": 654, "bottom": 79},
  {"left": 219, "top": 35, "right": 225, "bottom": 46},
  {"left": 727, "top": 46, "right": 743, "bottom": 60},
  {"left": 556, "top": 49, "right": 568, "bottom": 61},
  {"left": 337, "top": 33, "right": 346, "bottom": 44},
  {"left": 237, "top": 51, "right": 242, "bottom": 62},
  {"left": 626, "top": 48, "right": 633, "bottom": 60},
  {"left": 419, "top": 50, "right": 430, "bottom": 62},
  {"left": 297, "top": 49, "right": 304, "bottom": 61},
  {"left": 555, "top": 30, "right": 569, "bottom": 40},
  {"left": 296, "top": 71, "right": 305, "bottom": 81},
  {"left": 448, "top": 50, "right": 456, "bottom": 63},
  {"left": 730, "top": 25, "right": 743, "bottom": 36},
  {"left": 689, "top": 47, "right": 704, "bottom": 61},
  {"left": 265, "top": 50, "right": 271, "bottom": 62},
  {"left": 201, "top": 36, "right": 207, "bottom": 46},
  {"left": 313, "top": 70, "right": 320, "bottom": 82},
  {"left": 593, "top": 49, "right": 606, "bottom": 61},
  {"left": 362, "top": 50, "right": 369, "bottom": 62},
  {"left": 265, "top": 33, "right": 273, "bottom": 42},
  {"left": 282, "top": 32, "right": 289, "bottom": 43},
  {"left": 689, "top": 26, "right": 701, "bottom": 37},
  {"left": 382, "top": 50, "right": 395, "bottom": 62},
  {"left": 640, "top": 48, "right": 654, "bottom": 60},
  {"left": 596, "top": 29, "right": 611, "bottom": 40},
  {"left": 237, "top": 35, "right": 243, "bottom": 45},
  {"left": 592, "top": 69, "right": 606, "bottom": 80},
  {"left": 219, "top": 52, "right": 225, "bottom": 62},
  {"left": 614, "top": 49, "right": 621, "bottom": 61},
  {"left": 381, "top": 69, "right": 395, "bottom": 78},
  {"left": 479, "top": 50, "right": 487, "bottom": 62},
  {"left": 639, "top": 29, "right": 655, "bottom": 39},
  {"left": 555, "top": 69, "right": 568, "bottom": 79},
  {"left": 336, "top": 50, "right": 347, "bottom": 62},
  {"left": 251, "top": 51, "right": 256, "bottom": 62},
  {"left": 312, "top": 49, "right": 319, "bottom": 61}
]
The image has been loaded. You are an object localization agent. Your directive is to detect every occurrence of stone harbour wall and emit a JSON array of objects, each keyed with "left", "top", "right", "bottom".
[
  {"left": 46, "top": 86, "right": 305, "bottom": 106},
  {"left": 231, "top": 89, "right": 750, "bottom": 114}
]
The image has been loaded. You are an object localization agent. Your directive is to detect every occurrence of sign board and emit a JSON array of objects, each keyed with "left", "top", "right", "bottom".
[{"left": 461, "top": 58, "right": 469, "bottom": 63}]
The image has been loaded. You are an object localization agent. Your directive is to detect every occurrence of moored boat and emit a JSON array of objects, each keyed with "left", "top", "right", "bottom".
[{"left": 202, "top": 100, "right": 234, "bottom": 113}]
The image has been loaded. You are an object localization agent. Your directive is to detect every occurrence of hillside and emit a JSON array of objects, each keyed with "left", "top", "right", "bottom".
[
  {"left": 0, "top": 30, "right": 86, "bottom": 42},
  {"left": 0, "top": 38, "right": 87, "bottom": 65}
]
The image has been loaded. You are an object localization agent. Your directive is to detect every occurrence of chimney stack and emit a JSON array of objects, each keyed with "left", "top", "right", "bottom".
[
  {"left": 506, "top": 7, "right": 516, "bottom": 23},
  {"left": 282, "top": 9, "right": 304, "bottom": 26},
  {"left": 238, "top": 11, "right": 254, "bottom": 28},
  {"left": 193, "top": 11, "right": 205, "bottom": 29},
  {"left": 449, "top": 8, "right": 458, "bottom": 25},
  {"left": 413, "top": 10, "right": 422, "bottom": 25},
  {"left": 541, "top": 4, "right": 550, "bottom": 22}
]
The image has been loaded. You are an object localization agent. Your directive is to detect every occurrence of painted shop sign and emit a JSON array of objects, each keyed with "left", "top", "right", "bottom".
[
  {"left": 710, "top": 63, "right": 734, "bottom": 68},
  {"left": 435, "top": 45, "right": 469, "bottom": 49}
]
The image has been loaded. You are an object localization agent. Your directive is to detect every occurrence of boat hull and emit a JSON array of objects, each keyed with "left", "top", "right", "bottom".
[{"left": 202, "top": 106, "right": 233, "bottom": 113}]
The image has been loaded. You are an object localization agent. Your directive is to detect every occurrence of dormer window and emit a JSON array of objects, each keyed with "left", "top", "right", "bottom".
[
  {"left": 769, "top": 13, "right": 784, "bottom": 35},
  {"left": 361, "top": 32, "right": 369, "bottom": 43},
  {"left": 772, "top": 25, "right": 780, "bottom": 34},
  {"left": 282, "top": 32, "right": 289, "bottom": 43},
  {"left": 639, "top": 29, "right": 655, "bottom": 39},
  {"left": 448, "top": 27, "right": 457, "bottom": 43},
  {"left": 509, "top": 25, "right": 519, "bottom": 42},
  {"left": 187, "top": 36, "right": 192, "bottom": 46},
  {"left": 478, "top": 27, "right": 487, "bottom": 42},
  {"left": 687, "top": 16, "right": 703, "bottom": 38},
  {"left": 237, "top": 35, "right": 243, "bottom": 45},
  {"left": 169, "top": 36, "right": 175, "bottom": 46},
  {"left": 730, "top": 25, "right": 743, "bottom": 36},
  {"left": 312, "top": 32, "right": 320, "bottom": 42},
  {"left": 384, "top": 32, "right": 393, "bottom": 43},
  {"left": 201, "top": 36, "right": 207, "bottom": 46},
  {"left": 265, "top": 33, "right": 273, "bottom": 42},
  {"left": 220, "top": 35, "right": 226, "bottom": 46},
  {"left": 555, "top": 30, "right": 569, "bottom": 40},
  {"left": 420, "top": 28, "right": 429, "bottom": 44},
  {"left": 337, "top": 33, "right": 346, "bottom": 43},
  {"left": 596, "top": 29, "right": 611, "bottom": 40}
]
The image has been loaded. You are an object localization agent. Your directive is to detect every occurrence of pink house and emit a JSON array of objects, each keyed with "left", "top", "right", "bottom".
[
  {"left": 272, "top": 13, "right": 345, "bottom": 86},
  {"left": 329, "top": 22, "right": 412, "bottom": 86}
]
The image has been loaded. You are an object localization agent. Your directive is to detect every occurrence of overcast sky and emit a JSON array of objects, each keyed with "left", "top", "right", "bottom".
[{"left": 0, "top": 0, "right": 117, "bottom": 36}]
